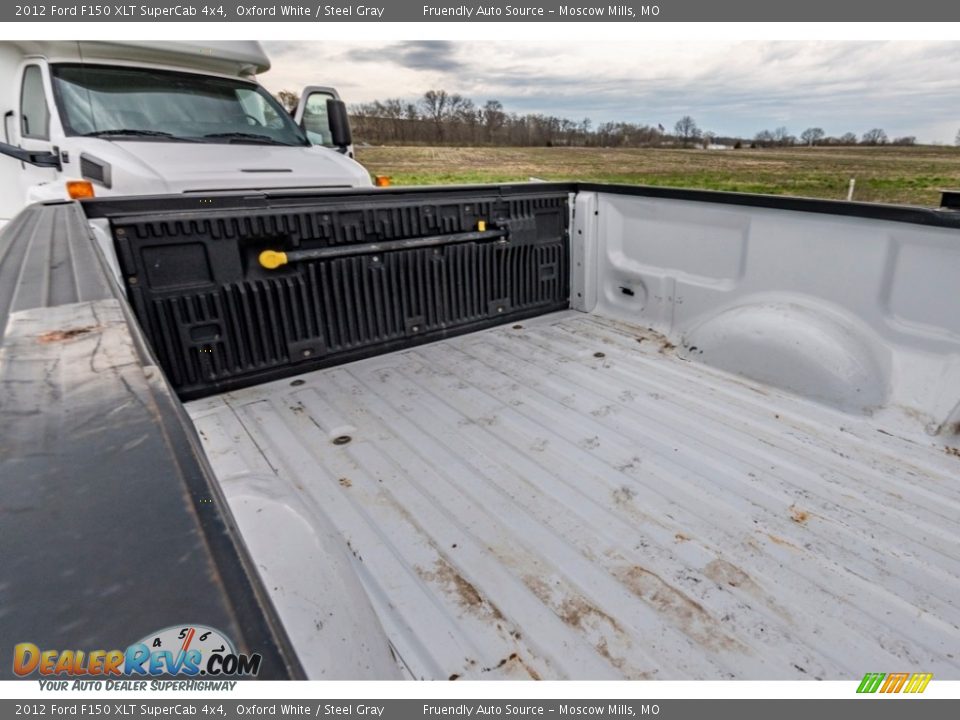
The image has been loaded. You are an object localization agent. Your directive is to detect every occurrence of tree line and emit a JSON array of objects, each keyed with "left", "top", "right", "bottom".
[
  {"left": 349, "top": 91, "right": 598, "bottom": 147},
  {"left": 276, "top": 89, "right": 928, "bottom": 148}
]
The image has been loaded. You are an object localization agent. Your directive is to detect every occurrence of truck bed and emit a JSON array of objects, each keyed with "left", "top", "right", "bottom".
[{"left": 186, "top": 309, "right": 960, "bottom": 681}]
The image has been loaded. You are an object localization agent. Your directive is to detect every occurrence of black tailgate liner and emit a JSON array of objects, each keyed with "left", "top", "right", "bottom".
[{"left": 112, "top": 189, "right": 570, "bottom": 399}]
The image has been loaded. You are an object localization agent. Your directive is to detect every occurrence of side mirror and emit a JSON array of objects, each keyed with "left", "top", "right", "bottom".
[
  {"left": 326, "top": 99, "right": 352, "bottom": 153},
  {"left": 0, "top": 141, "right": 61, "bottom": 170}
]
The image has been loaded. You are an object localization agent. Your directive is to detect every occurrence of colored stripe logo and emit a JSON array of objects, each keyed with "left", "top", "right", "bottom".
[{"left": 857, "top": 672, "right": 932, "bottom": 694}]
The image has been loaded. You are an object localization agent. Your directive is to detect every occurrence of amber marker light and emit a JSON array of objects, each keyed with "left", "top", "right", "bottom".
[{"left": 66, "top": 181, "right": 95, "bottom": 199}]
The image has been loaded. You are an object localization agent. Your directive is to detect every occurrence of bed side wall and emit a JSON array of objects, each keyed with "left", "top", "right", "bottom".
[{"left": 574, "top": 191, "right": 960, "bottom": 429}]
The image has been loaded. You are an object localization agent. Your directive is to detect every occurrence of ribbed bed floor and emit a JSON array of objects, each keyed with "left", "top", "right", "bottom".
[{"left": 186, "top": 310, "right": 960, "bottom": 680}]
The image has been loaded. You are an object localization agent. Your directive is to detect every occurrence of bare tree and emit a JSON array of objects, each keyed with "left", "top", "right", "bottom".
[
  {"left": 275, "top": 89, "right": 300, "bottom": 113},
  {"left": 482, "top": 100, "right": 506, "bottom": 144},
  {"left": 891, "top": 136, "right": 917, "bottom": 146},
  {"left": 379, "top": 98, "right": 405, "bottom": 141},
  {"left": 421, "top": 90, "right": 467, "bottom": 141},
  {"left": 420, "top": 89, "right": 448, "bottom": 141},
  {"left": 753, "top": 130, "right": 774, "bottom": 148},
  {"left": 861, "top": 128, "right": 888, "bottom": 145},
  {"left": 838, "top": 132, "right": 858, "bottom": 145},
  {"left": 674, "top": 116, "right": 700, "bottom": 147},
  {"left": 800, "top": 127, "right": 825, "bottom": 146},
  {"left": 773, "top": 127, "right": 795, "bottom": 146}
]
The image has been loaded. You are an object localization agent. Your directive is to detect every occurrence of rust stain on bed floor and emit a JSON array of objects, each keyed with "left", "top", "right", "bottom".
[
  {"left": 704, "top": 559, "right": 751, "bottom": 589},
  {"left": 704, "top": 558, "right": 794, "bottom": 623},
  {"left": 480, "top": 652, "right": 542, "bottom": 680},
  {"left": 630, "top": 327, "right": 677, "bottom": 355},
  {"left": 789, "top": 505, "right": 810, "bottom": 525},
  {"left": 482, "top": 652, "right": 542, "bottom": 680},
  {"left": 419, "top": 558, "right": 505, "bottom": 621},
  {"left": 558, "top": 594, "right": 621, "bottom": 633},
  {"left": 522, "top": 574, "right": 623, "bottom": 632},
  {"left": 764, "top": 532, "right": 801, "bottom": 551},
  {"left": 616, "top": 565, "right": 746, "bottom": 653},
  {"left": 523, "top": 573, "right": 642, "bottom": 673},
  {"left": 37, "top": 325, "right": 99, "bottom": 343}
]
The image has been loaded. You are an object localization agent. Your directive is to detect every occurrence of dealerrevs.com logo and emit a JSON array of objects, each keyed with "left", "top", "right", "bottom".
[{"left": 13, "top": 624, "right": 261, "bottom": 680}]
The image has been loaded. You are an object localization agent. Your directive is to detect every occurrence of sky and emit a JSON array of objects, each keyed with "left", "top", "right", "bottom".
[{"left": 261, "top": 40, "right": 960, "bottom": 144}]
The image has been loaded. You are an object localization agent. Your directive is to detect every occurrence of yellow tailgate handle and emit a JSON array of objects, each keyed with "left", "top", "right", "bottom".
[{"left": 259, "top": 250, "right": 288, "bottom": 270}]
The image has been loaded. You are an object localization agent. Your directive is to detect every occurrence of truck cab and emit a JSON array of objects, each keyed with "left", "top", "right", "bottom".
[{"left": 0, "top": 41, "right": 371, "bottom": 222}]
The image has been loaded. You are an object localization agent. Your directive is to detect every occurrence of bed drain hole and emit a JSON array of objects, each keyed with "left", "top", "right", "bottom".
[
  {"left": 332, "top": 435, "right": 353, "bottom": 445},
  {"left": 290, "top": 379, "right": 305, "bottom": 386},
  {"left": 594, "top": 352, "right": 606, "bottom": 358}
]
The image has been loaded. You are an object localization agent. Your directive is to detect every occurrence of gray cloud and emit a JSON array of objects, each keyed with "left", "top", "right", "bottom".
[{"left": 345, "top": 41, "right": 463, "bottom": 72}]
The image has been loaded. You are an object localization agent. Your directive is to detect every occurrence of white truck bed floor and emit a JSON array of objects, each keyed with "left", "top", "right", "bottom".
[{"left": 186, "top": 310, "right": 960, "bottom": 680}]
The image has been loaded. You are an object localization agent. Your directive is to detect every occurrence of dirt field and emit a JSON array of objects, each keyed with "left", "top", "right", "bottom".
[{"left": 355, "top": 145, "right": 960, "bottom": 206}]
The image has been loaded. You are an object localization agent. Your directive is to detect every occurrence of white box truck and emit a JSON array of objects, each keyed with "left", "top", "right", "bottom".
[{"left": 0, "top": 41, "right": 371, "bottom": 223}]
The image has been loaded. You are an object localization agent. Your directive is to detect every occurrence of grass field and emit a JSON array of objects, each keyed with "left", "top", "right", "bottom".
[{"left": 355, "top": 145, "right": 960, "bottom": 207}]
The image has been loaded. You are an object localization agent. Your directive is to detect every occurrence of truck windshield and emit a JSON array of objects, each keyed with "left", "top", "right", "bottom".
[{"left": 50, "top": 64, "right": 309, "bottom": 146}]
